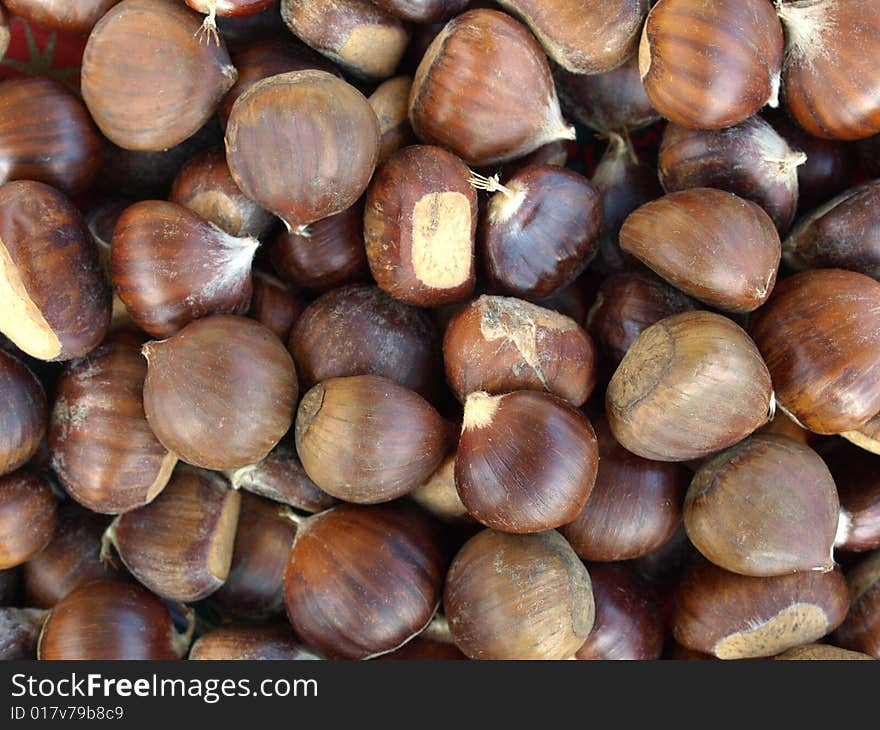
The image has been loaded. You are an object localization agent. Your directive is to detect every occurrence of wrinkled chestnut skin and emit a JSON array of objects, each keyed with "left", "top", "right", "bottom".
[
  {"left": 0, "top": 470, "right": 56, "bottom": 570},
  {"left": 833, "top": 550, "right": 880, "bottom": 658},
  {"left": 0, "top": 350, "right": 46, "bottom": 478},
  {"left": 189, "top": 624, "right": 318, "bottom": 660},
  {"left": 4, "top": 0, "right": 121, "bottom": 34}
]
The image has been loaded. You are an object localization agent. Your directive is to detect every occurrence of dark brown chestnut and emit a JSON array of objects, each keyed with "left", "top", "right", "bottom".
[
  {"left": 103, "top": 466, "right": 240, "bottom": 602},
  {"left": 477, "top": 165, "right": 601, "bottom": 300},
  {"left": 444, "top": 528, "right": 594, "bottom": 660},
  {"left": 81, "top": 0, "right": 237, "bottom": 151},
  {"left": 143, "top": 316, "right": 296, "bottom": 470},
  {"left": 0, "top": 350, "right": 47, "bottom": 477},
  {"left": 825, "top": 443, "right": 880, "bottom": 554},
  {"left": 0, "top": 180, "right": 111, "bottom": 361},
  {"left": 248, "top": 270, "right": 304, "bottom": 343},
  {"left": 289, "top": 285, "right": 441, "bottom": 400},
  {"left": 189, "top": 624, "right": 319, "bottom": 660},
  {"left": 0, "top": 568, "right": 19, "bottom": 606},
  {"left": 672, "top": 561, "right": 849, "bottom": 659},
  {"left": 4, "top": 0, "right": 121, "bottom": 34},
  {"left": 607, "top": 311, "right": 773, "bottom": 462},
  {"left": 369, "top": 76, "right": 417, "bottom": 163},
  {"left": 409, "top": 452, "right": 472, "bottom": 526},
  {"left": 456, "top": 390, "right": 598, "bottom": 533},
  {"left": 284, "top": 501, "right": 449, "bottom": 659},
  {"left": 294, "top": 375, "right": 449, "bottom": 504},
  {"left": 639, "top": 0, "right": 783, "bottom": 129},
  {"left": 38, "top": 580, "right": 191, "bottom": 659},
  {"left": 0, "top": 608, "right": 46, "bottom": 660},
  {"left": 560, "top": 416, "right": 688, "bottom": 562},
  {"left": 0, "top": 471, "right": 56, "bottom": 570},
  {"left": 749, "top": 269, "right": 880, "bottom": 435},
  {"left": 832, "top": 550, "right": 880, "bottom": 658},
  {"left": 619, "top": 188, "right": 781, "bottom": 313}
]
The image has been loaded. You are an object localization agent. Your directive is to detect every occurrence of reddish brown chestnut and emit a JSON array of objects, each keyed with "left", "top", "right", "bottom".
[
  {"left": 444, "top": 528, "right": 594, "bottom": 660},
  {"left": 0, "top": 471, "right": 56, "bottom": 570},
  {"left": 369, "top": 76, "right": 417, "bottom": 163},
  {"left": 443, "top": 295, "right": 596, "bottom": 406},
  {"left": 833, "top": 550, "right": 880, "bottom": 658},
  {"left": 284, "top": 502, "right": 449, "bottom": 659},
  {"left": 0, "top": 180, "right": 111, "bottom": 361},
  {"left": 750, "top": 269, "right": 880, "bottom": 435},
  {"left": 294, "top": 375, "right": 449, "bottom": 504},
  {"left": 189, "top": 624, "right": 319, "bottom": 660},
  {"left": 4, "top": 0, "right": 121, "bottom": 34},
  {"left": 607, "top": 311, "right": 773, "bottom": 462},
  {"left": 409, "top": 452, "right": 472, "bottom": 526},
  {"left": 142, "top": 315, "right": 298, "bottom": 470},
  {"left": 248, "top": 271, "right": 304, "bottom": 343},
  {"left": 0, "top": 350, "right": 47, "bottom": 477},
  {"left": 81, "top": 0, "right": 237, "bottom": 151},
  {"left": 619, "top": 189, "right": 781, "bottom": 313}
]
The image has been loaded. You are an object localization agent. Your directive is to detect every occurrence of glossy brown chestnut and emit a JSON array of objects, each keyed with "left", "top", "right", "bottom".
[
  {"left": 38, "top": 580, "right": 190, "bottom": 660},
  {"left": 445, "top": 529, "right": 594, "bottom": 660},
  {"left": 0, "top": 608, "right": 46, "bottom": 660},
  {"left": 639, "top": 0, "right": 783, "bottom": 129},
  {"left": 659, "top": 117, "right": 805, "bottom": 232},
  {"left": 0, "top": 350, "right": 46, "bottom": 477},
  {"left": 284, "top": 502, "right": 449, "bottom": 659},
  {"left": 226, "top": 70, "right": 379, "bottom": 231},
  {"left": 365, "top": 145, "right": 477, "bottom": 307},
  {"left": 369, "top": 76, "right": 417, "bottom": 163},
  {"left": 289, "top": 285, "right": 441, "bottom": 400},
  {"left": 620, "top": 189, "right": 781, "bottom": 312},
  {"left": 607, "top": 311, "right": 773, "bottom": 462},
  {"left": 586, "top": 271, "right": 697, "bottom": 365},
  {"left": 269, "top": 200, "right": 369, "bottom": 292},
  {"left": 782, "top": 181, "right": 880, "bottom": 279},
  {"left": 456, "top": 390, "right": 598, "bottom": 533},
  {"left": 672, "top": 561, "right": 849, "bottom": 659},
  {"left": 0, "top": 77, "right": 102, "bottom": 196},
  {"left": 81, "top": 0, "right": 237, "bottom": 151},
  {"left": 833, "top": 550, "right": 880, "bottom": 658},
  {"left": 778, "top": 1, "right": 880, "bottom": 140},
  {"left": 49, "top": 344, "right": 177, "bottom": 514},
  {"left": 478, "top": 165, "right": 601, "bottom": 300},
  {"left": 281, "top": 0, "right": 408, "bottom": 80},
  {"left": 775, "top": 644, "right": 874, "bottom": 660},
  {"left": 295, "top": 375, "right": 449, "bottom": 504},
  {"left": 189, "top": 624, "right": 319, "bottom": 660},
  {"left": 409, "top": 452, "right": 472, "bottom": 525},
  {"left": 103, "top": 466, "right": 241, "bottom": 602},
  {"left": 248, "top": 271, "right": 304, "bottom": 343},
  {"left": 0, "top": 180, "right": 111, "bottom": 361},
  {"left": 0, "top": 471, "right": 56, "bottom": 570},
  {"left": 496, "top": 0, "right": 647, "bottom": 74},
  {"left": 685, "top": 434, "right": 839, "bottom": 577},
  {"left": 560, "top": 416, "right": 688, "bottom": 562},
  {"left": 749, "top": 269, "right": 880, "bottom": 434},
  {"left": 825, "top": 443, "right": 880, "bottom": 553},
  {"left": 409, "top": 9, "right": 575, "bottom": 167},
  {"left": 443, "top": 295, "right": 596, "bottom": 406},
  {"left": 4, "top": 0, "right": 121, "bottom": 33},
  {"left": 575, "top": 564, "right": 664, "bottom": 661},
  {"left": 370, "top": 0, "right": 467, "bottom": 23},
  {"left": 143, "top": 316, "right": 297, "bottom": 470}
]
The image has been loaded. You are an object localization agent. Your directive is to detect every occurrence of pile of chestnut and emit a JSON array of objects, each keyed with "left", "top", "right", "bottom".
[{"left": 1, "top": 0, "right": 880, "bottom": 662}]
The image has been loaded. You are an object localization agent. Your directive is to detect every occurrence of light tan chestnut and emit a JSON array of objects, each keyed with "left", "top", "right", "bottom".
[
  {"left": 365, "top": 145, "right": 476, "bottom": 307},
  {"left": 606, "top": 311, "right": 773, "bottom": 462},
  {"left": 619, "top": 189, "right": 781, "bottom": 313}
]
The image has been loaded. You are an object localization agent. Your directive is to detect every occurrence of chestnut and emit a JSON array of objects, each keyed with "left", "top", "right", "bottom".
[
  {"left": 370, "top": 0, "right": 467, "bottom": 24},
  {"left": 82, "top": 0, "right": 237, "bottom": 151},
  {"left": 226, "top": 70, "right": 380, "bottom": 232},
  {"left": 38, "top": 580, "right": 191, "bottom": 660},
  {"left": 143, "top": 315, "right": 298, "bottom": 471},
  {"left": 586, "top": 271, "right": 697, "bottom": 365},
  {"left": 365, "top": 145, "right": 477, "bottom": 307},
  {"left": 102, "top": 466, "right": 241, "bottom": 603},
  {"left": 782, "top": 181, "right": 880, "bottom": 279},
  {"left": 684, "top": 434, "right": 839, "bottom": 577},
  {"left": 289, "top": 285, "right": 441, "bottom": 400},
  {"left": 775, "top": 644, "right": 874, "bottom": 661},
  {"left": 269, "top": 200, "right": 369, "bottom": 292},
  {"left": 659, "top": 117, "right": 806, "bottom": 232},
  {"left": 190, "top": 624, "right": 319, "bottom": 660},
  {"left": 0, "top": 608, "right": 46, "bottom": 660},
  {"left": 672, "top": 561, "right": 850, "bottom": 659},
  {"left": 560, "top": 416, "right": 688, "bottom": 562},
  {"left": 456, "top": 390, "right": 598, "bottom": 533},
  {"left": 409, "top": 452, "right": 472, "bottom": 525},
  {"left": 294, "top": 375, "right": 449, "bottom": 504},
  {"left": 369, "top": 76, "right": 417, "bottom": 163},
  {"left": 0, "top": 471, "right": 56, "bottom": 570},
  {"left": 495, "top": 0, "right": 647, "bottom": 75},
  {"left": 824, "top": 443, "right": 880, "bottom": 554},
  {"left": 619, "top": 188, "right": 781, "bottom": 313},
  {"left": 409, "top": 9, "right": 575, "bottom": 167},
  {"left": 284, "top": 501, "right": 449, "bottom": 659},
  {"left": 639, "top": 0, "right": 783, "bottom": 129},
  {"left": 249, "top": 270, "right": 304, "bottom": 343},
  {"left": 575, "top": 564, "right": 664, "bottom": 661},
  {"left": 444, "top": 528, "right": 594, "bottom": 660},
  {"left": 778, "top": 0, "right": 880, "bottom": 140},
  {"left": 443, "top": 295, "right": 597, "bottom": 407},
  {"left": 4, "top": 0, "right": 121, "bottom": 34},
  {"left": 477, "top": 165, "right": 601, "bottom": 300},
  {"left": 280, "top": 0, "right": 409, "bottom": 80},
  {"left": 0, "top": 180, "right": 111, "bottom": 361},
  {"left": 832, "top": 550, "right": 880, "bottom": 658},
  {"left": 0, "top": 77, "right": 103, "bottom": 196},
  {"left": 0, "top": 350, "right": 47, "bottom": 477},
  {"left": 606, "top": 311, "right": 773, "bottom": 462},
  {"left": 749, "top": 269, "right": 880, "bottom": 435}
]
